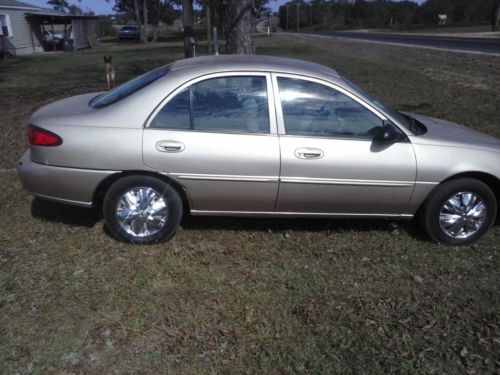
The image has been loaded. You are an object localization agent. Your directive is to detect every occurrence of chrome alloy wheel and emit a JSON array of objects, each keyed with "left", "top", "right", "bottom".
[
  {"left": 439, "top": 192, "right": 487, "bottom": 239},
  {"left": 115, "top": 187, "right": 168, "bottom": 237}
]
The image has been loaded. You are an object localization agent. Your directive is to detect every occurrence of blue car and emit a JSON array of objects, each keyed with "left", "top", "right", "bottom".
[{"left": 118, "top": 26, "right": 140, "bottom": 41}]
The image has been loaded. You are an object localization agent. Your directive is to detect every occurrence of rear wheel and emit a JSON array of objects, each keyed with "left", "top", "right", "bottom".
[
  {"left": 103, "top": 176, "right": 183, "bottom": 244},
  {"left": 420, "top": 178, "right": 497, "bottom": 245}
]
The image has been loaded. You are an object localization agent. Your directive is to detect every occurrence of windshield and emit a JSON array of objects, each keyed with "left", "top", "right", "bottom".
[
  {"left": 341, "top": 77, "right": 416, "bottom": 133},
  {"left": 90, "top": 66, "right": 170, "bottom": 109}
]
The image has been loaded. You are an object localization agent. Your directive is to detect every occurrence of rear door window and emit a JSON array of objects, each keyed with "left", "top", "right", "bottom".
[{"left": 151, "top": 76, "right": 270, "bottom": 134}]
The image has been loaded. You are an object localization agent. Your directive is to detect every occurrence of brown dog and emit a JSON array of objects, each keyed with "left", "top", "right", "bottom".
[{"left": 104, "top": 56, "right": 115, "bottom": 89}]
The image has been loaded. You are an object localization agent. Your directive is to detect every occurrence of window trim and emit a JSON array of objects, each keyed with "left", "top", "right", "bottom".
[
  {"left": 145, "top": 72, "right": 278, "bottom": 136},
  {"left": 0, "top": 14, "right": 14, "bottom": 38},
  {"left": 272, "top": 73, "right": 397, "bottom": 139}
]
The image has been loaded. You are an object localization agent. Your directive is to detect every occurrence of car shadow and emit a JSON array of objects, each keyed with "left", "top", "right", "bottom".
[
  {"left": 31, "top": 198, "right": 498, "bottom": 242},
  {"left": 180, "top": 214, "right": 430, "bottom": 242},
  {"left": 31, "top": 198, "right": 101, "bottom": 228}
]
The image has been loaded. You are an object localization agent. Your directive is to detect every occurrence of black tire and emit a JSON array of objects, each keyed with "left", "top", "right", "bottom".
[
  {"left": 103, "top": 175, "right": 183, "bottom": 244},
  {"left": 419, "top": 178, "right": 497, "bottom": 245}
]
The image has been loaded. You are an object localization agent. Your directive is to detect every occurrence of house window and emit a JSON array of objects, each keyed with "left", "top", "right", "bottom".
[{"left": 0, "top": 14, "right": 13, "bottom": 37}]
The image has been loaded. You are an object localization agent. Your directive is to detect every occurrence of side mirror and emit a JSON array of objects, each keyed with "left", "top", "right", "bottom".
[{"left": 374, "top": 121, "right": 405, "bottom": 143}]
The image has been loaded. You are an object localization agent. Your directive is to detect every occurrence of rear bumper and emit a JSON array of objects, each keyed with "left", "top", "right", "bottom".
[
  {"left": 17, "top": 150, "right": 119, "bottom": 207},
  {"left": 118, "top": 34, "right": 139, "bottom": 39}
]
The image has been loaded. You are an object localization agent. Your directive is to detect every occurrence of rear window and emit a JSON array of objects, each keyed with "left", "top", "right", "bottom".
[{"left": 90, "top": 66, "right": 170, "bottom": 109}]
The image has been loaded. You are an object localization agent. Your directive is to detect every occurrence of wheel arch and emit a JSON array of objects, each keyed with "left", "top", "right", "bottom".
[
  {"left": 416, "top": 171, "right": 500, "bottom": 217},
  {"left": 92, "top": 171, "right": 192, "bottom": 212}
]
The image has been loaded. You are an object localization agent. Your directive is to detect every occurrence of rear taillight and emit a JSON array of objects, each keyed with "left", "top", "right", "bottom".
[{"left": 26, "top": 125, "right": 62, "bottom": 147}]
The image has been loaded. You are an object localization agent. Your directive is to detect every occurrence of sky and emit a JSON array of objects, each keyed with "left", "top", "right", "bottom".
[{"left": 23, "top": 0, "right": 424, "bottom": 16}]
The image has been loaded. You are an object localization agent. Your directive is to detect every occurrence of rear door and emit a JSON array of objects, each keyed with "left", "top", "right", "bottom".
[
  {"left": 143, "top": 72, "right": 280, "bottom": 213},
  {"left": 273, "top": 74, "right": 417, "bottom": 216}
]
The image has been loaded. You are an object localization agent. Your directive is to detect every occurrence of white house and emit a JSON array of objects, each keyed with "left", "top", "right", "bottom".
[{"left": 0, "top": 0, "right": 98, "bottom": 57}]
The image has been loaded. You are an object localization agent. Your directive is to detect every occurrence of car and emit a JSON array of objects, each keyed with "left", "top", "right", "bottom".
[
  {"left": 43, "top": 30, "right": 64, "bottom": 46},
  {"left": 17, "top": 55, "right": 500, "bottom": 245},
  {"left": 118, "top": 25, "right": 140, "bottom": 40}
]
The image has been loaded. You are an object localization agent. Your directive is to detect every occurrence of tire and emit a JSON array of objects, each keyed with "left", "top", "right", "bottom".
[
  {"left": 103, "top": 175, "right": 183, "bottom": 244},
  {"left": 420, "top": 178, "right": 497, "bottom": 245}
]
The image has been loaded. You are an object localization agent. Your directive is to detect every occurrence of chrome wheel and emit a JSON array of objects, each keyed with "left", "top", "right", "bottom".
[
  {"left": 115, "top": 187, "right": 168, "bottom": 238},
  {"left": 439, "top": 192, "right": 487, "bottom": 239}
]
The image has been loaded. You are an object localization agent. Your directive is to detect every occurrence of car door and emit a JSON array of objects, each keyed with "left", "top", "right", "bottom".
[
  {"left": 273, "top": 74, "right": 417, "bottom": 216},
  {"left": 143, "top": 72, "right": 280, "bottom": 213}
]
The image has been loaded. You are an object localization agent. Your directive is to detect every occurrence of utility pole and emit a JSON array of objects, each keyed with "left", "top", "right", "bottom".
[
  {"left": 296, "top": 3, "right": 299, "bottom": 32},
  {"left": 286, "top": 4, "right": 289, "bottom": 30},
  {"left": 206, "top": 0, "right": 211, "bottom": 54},
  {"left": 309, "top": 3, "right": 312, "bottom": 26}
]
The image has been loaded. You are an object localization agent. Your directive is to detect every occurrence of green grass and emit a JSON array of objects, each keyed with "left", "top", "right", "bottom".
[{"left": 0, "top": 36, "right": 499, "bottom": 374}]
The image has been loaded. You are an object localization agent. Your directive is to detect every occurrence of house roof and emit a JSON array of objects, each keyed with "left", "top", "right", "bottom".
[
  {"left": 0, "top": 0, "right": 40, "bottom": 10},
  {"left": 0, "top": 0, "right": 97, "bottom": 18},
  {"left": 29, "top": 7, "right": 96, "bottom": 18}
]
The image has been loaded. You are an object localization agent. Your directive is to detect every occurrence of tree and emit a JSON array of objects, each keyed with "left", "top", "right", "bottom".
[
  {"left": 180, "top": 0, "right": 270, "bottom": 56},
  {"left": 493, "top": 0, "right": 500, "bottom": 31},
  {"left": 47, "top": 0, "right": 70, "bottom": 12},
  {"left": 223, "top": 0, "right": 255, "bottom": 54},
  {"left": 115, "top": 0, "right": 179, "bottom": 43},
  {"left": 67, "top": 3, "right": 83, "bottom": 14},
  {"left": 149, "top": 0, "right": 178, "bottom": 41},
  {"left": 182, "top": 0, "right": 194, "bottom": 57}
]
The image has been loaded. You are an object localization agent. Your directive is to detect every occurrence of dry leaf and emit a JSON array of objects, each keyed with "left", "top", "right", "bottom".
[
  {"left": 413, "top": 275, "right": 424, "bottom": 283},
  {"left": 422, "top": 320, "right": 436, "bottom": 331},
  {"left": 460, "top": 346, "right": 469, "bottom": 358}
]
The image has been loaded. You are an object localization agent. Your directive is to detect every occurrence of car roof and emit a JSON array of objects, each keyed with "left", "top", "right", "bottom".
[{"left": 170, "top": 55, "right": 340, "bottom": 80}]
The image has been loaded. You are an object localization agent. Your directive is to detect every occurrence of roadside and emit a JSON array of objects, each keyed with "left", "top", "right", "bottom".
[
  {"left": 298, "top": 30, "right": 500, "bottom": 56},
  {"left": 360, "top": 24, "right": 500, "bottom": 38},
  {"left": 357, "top": 29, "right": 500, "bottom": 39}
]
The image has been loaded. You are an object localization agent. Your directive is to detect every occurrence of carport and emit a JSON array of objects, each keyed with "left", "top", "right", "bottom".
[{"left": 25, "top": 9, "right": 98, "bottom": 52}]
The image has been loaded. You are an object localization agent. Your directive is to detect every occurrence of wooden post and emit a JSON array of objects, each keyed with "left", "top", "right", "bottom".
[
  {"left": 296, "top": 3, "right": 299, "bottom": 32},
  {"left": 212, "top": 26, "right": 218, "bottom": 55},
  {"left": 51, "top": 19, "right": 56, "bottom": 51}
]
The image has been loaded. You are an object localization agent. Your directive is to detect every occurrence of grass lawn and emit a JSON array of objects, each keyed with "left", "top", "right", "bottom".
[{"left": 0, "top": 35, "right": 499, "bottom": 374}]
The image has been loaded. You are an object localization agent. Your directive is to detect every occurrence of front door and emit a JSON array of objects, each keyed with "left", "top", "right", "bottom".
[
  {"left": 273, "top": 75, "right": 417, "bottom": 216},
  {"left": 143, "top": 73, "right": 280, "bottom": 213}
]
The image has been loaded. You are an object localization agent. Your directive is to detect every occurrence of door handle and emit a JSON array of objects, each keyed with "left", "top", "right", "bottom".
[
  {"left": 157, "top": 141, "right": 185, "bottom": 153},
  {"left": 295, "top": 148, "right": 324, "bottom": 159}
]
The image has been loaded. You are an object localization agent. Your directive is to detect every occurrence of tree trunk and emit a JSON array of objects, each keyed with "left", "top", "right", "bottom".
[
  {"left": 493, "top": 0, "right": 500, "bottom": 31},
  {"left": 182, "top": 0, "right": 194, "bottom": 58},
  {"left": 151, "top": 24, "right": 160, "bottom": 42},
  {"left": 133, "top": 0, "right": 142, "bottom": 39},
  {"left": 223, "top": 0, "right": 255, "bottom": 54},
  {"left": 142, "top": 0, "right": 149, "bottom": 43}
]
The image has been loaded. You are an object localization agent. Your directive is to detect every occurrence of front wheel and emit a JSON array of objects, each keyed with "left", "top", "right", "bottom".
[
  {"left": 103, "top": 176, "right": 183, "bottom": 244},
  {"left": 420, "top": 178, "right": 497, "bottom": 245}
]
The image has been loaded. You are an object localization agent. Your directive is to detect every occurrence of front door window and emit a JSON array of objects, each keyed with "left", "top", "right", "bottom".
[{"left": 277, "top": 77, "right": 382, "bottom": 138}]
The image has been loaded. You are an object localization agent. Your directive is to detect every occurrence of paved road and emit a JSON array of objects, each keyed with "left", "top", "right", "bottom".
[{"left": 310, "top": 31, "right": 500, "bottom": 55}]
